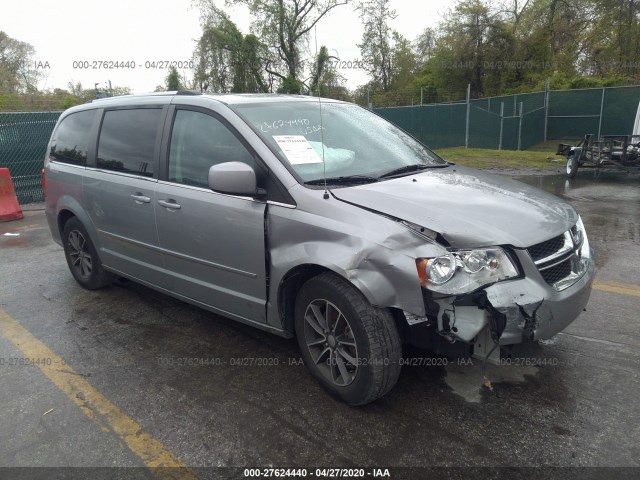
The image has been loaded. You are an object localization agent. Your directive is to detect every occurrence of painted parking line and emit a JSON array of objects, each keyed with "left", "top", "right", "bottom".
[
  {"left": 592, "top": 281, "right": 640, "bottom": 297},
  {"left": 0, "top": 309, "right": 197, "bottom": 480}
]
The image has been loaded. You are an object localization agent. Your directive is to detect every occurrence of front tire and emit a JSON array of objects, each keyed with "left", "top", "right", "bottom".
[
  {"left": 62, "top": 217, "right": 112, "bottom": 290},
  {"left": 566, "top": 154, "right": 579, "bottom": 178},
  {"left": 295, "top": 273, "right": 402, "bottom": 405}
]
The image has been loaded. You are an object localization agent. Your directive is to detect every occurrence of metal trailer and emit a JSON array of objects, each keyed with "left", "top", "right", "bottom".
[{"left": 556, "top": 133, "right": 640, "bottom": 178}]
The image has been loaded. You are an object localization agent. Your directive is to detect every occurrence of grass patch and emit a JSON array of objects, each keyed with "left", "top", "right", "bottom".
[
  {"left": 434, "top": 146, "right": 561, "bottom": 170},
  {"left": 526, "top": 139, "right": 579, "bottom": 152}
]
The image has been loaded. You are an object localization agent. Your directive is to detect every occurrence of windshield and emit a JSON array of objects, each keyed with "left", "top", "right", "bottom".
[{"left": 232, "top": 101, "right": 447, "bottom": 183}]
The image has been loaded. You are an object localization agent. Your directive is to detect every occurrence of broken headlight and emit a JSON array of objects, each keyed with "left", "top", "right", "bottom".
[{"left": 416, "top": 248, "right": 518, "bottom": 295}]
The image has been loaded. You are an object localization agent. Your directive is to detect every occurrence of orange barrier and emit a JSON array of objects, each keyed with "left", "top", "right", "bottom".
[{"left": 0, "top": 168, "right": 24, "bottom": 222}]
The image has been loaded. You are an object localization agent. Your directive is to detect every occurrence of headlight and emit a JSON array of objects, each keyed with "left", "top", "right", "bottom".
[{"left": 416, "top": 248, "right": 518, "bottom": 295}]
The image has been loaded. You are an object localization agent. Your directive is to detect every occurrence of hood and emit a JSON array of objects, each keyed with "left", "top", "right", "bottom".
[{"left": 331, "top": 166, "right": 578, "bottom": 248}]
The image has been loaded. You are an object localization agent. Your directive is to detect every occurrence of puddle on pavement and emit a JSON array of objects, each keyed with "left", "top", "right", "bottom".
[
  {"left": 513, "top": 170, "right": 640, "bottom": 199},
  {"left": 513, "top": 170, "right": 640, "bottom": 251},
  {"left": 0, "top": 213, "right": 55, "bottom": 249},
  {"left": 444, "top": 361, "right": 539, "bottom": 403}
]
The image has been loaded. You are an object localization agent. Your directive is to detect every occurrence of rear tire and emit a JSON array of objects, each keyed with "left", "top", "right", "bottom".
[
  {"left": 566, "top": 154, "right": 579, "bottom": 178},
  {"left": 62, "top": 217, "right": 112, "bottom": 290},
  {"left": 295, "top": 272, "right": 402, "bottom": 405}
]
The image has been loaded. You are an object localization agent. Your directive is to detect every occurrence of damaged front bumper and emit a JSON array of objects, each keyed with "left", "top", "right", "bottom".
[
  {"left": 407, "top": 244, "right": 595, "bottom": 353},
  {"left": 486, "top": 248, "right": 594, "bottom": 345}
]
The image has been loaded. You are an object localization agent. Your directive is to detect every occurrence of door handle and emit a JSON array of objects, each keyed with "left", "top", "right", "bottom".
[
  {"left": 131, "top": 193, "right": 151, "bottom": 204},
  {"left": 158, "top": 199, "right": 181, "bottom": 210}
]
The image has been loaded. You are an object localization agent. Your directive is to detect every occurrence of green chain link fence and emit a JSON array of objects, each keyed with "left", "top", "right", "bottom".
[
  {"left": 1, "top": 85, "right": 639, "bottom": 204},
  {"left": 375, "top": 85, "right": 640, "bottom": 153},
  {"left": 0, "top": 112, "right": 61, "bottom": 204},
  {"left": 376, "top": 102, "right": 467, "bottom": 149}
]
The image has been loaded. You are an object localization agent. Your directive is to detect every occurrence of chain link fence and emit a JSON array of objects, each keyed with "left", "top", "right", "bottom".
[
  {"left": 0, "top": 112, "right": 61, "bottom": 204},
  {"left": 1, "top": 85, "right": 639, "bottom": 204},
  {"left": 374, "top": 85, "right": 640, "bottom": 152},
  {"left": 376, "top": 102, "right": 468, "bottom": 150}
]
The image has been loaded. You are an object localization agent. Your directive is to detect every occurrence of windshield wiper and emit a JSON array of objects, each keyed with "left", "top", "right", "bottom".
[
  {"left": 305, "top": 175, "right": 379, "bottom": 186},
  {"left": 378, "top": 163, "right": 449, "bottom": 179}
]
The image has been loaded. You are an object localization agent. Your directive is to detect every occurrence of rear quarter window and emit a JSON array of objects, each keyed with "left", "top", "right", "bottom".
[{"left": 50, "top": 110, "right": 97, "bottom": 166}]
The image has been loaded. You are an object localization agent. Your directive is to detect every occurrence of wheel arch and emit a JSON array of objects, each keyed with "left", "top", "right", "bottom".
[
  {"left": 55, "top": 196, "right": 100, "bottom": 250},
  {"left": 277, "top": 263, "right": 380, "bottom": 335},
  {"left": 57, "top": 209, "right": 75, "bottom": 236}
]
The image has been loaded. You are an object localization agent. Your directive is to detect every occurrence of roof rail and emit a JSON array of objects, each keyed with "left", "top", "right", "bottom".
[
  {"left": 91, "top": 90, "right": 202, "bottom": 103},
  {"left": 91, "top": 92, "right": 171, "bottom": 102}
]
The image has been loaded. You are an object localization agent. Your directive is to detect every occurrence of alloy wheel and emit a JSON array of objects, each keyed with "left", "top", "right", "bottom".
[
  {"left": 67, "top": 230, "right": 93, "bottom": 279},
  {"left": 303, "top": 299, "right": 359, "bottom": 387}
]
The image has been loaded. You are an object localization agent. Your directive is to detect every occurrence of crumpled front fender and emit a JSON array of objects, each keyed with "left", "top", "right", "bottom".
[{"left": 265, "top": 199, "right": 444, "bottom": 330}]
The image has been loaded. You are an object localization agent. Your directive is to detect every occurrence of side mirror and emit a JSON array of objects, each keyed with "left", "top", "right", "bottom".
[{"left": 208, "top": 162, "right": 263, "bottom": 197}]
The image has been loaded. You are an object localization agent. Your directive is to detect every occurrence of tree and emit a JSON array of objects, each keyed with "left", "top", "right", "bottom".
[
  {"left": 194, "top": 5, "right": 269, "bottom": 93},
  {"left": 0, "top": 31, "right": 42, "bottom": 93},
  {"left": 110, "top": 86, "right": 132, "bottom": 96},
  {"left": 166, "top": 66, "right": 182, "bottom": 90},
  {"left": 582, "top": 0, "right": 640, "bottom": 76},
  {"left": 494, "top": 0, "right": 533, "bottom": 33},
  {"left": 309, "top": 45, "right": 330, "bottom": 94},
  {"left": 418, "top": 0, "right": 528, "bottom": 97},
  {"left": 356, "top": 0, "right": 640, "bottom": 104},
  {"left": 222, "top": 0, "right": 348, "bottom": 91},
  {"left": 482, "top": 22, "right": 518, "bottom": 95},
  {"left": 67, "top": 81, "right": 84, "bottom": 97},
  {"left": 415, "top": 28, "right": 436, "bottom": 68},
  {"left": 390, "top": 32, "right": 417, "bottom": 91},
  {"left": 307, "top": 45, "right": 349, "bottom": 98},
  {"left": 357, "top": 0, "right": 397, "bottom": 91},
  {"left": 516, "top": 0, "right": 593, "bottom": 76}
]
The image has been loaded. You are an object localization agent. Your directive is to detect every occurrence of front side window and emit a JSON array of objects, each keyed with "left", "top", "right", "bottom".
[
  {"left": 233, "top": 101, "right": 447, "bottom": 184},
  {"left": 168, "top": 109, "right": 254, "bottom": 188},
  {"left": 97, "top": 108, "right": 161, "bottom": 177},
  {"left": 50, "top": 110, "right": 97, "bottom": 165}
]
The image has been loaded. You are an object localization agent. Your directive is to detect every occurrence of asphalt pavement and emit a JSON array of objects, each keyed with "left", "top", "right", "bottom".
[{"left": 0, "top": 169, "right": 638, "bottom": 479}]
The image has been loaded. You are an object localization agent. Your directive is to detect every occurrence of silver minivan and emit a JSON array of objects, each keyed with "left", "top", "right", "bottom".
[{"left": 44, "top": 92, "right": 594, "bottom": 405}]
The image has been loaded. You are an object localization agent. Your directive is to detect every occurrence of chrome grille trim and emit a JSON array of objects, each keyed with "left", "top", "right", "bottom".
[
  {"left": 537, "top": 248, "right": 576, "bottom": 271},
  {"left": 527, "top": 223, "right": 587, "bottom": 291},
  {"left": 533, "top": 232, "right": 576, "bottom": 267}
]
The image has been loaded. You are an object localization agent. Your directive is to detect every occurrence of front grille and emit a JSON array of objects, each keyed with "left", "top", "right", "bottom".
[
  {"left": 527, "top": 225, "right": 588, "bottom": 290},
  {"left": 527, "top": 235, "right": 565, "bottom": 262},
  {"left": 540, "top": 258, "right": 572, "bottom": 285}
]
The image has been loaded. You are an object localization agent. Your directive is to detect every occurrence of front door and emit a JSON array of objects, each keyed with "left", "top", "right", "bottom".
[{"left": 155, "top": 108, "right": 267, "bottom": 323}]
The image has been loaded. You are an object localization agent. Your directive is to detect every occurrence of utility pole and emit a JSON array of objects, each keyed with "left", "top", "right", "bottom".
[
  {"left": 597, "top": 87, "right": 605, "bottom": 139},
  {"left": 499, "top": 102, "right": 504, "bottom": 150},
  {"left": 465, "top": 84, "right": 471, "bottom": 148},
  {"left": 517, "top": 102, "right": 523, "bottom": 151},
  {"left": 543, "top": 78, "right": 550, "bottom": 142}
]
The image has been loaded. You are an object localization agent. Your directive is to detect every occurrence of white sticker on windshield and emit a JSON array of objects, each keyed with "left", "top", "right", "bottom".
[{"left": 273, "top": 135, "right": 323, "bottom": 165}]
